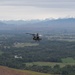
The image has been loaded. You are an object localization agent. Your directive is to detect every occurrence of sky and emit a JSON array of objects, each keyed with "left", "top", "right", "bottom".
[{"left": 0, "top": 0, "right": 75, "bottom": 20}]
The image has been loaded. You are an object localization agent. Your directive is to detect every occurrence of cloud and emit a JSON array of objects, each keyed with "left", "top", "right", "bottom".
[
  {"left": 0, "top": 0, "right": 75, "bottom": 20},
  {"left": 0, "top": 0, "right": 75, "bottom": 9},
  {"left": 0, "top": 0, "right": 75, "bottom": 5}
]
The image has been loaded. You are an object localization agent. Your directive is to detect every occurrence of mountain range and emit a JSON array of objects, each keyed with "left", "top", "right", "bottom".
[{"left": 0, "top": 18, "right": 75, "bottom": 34}]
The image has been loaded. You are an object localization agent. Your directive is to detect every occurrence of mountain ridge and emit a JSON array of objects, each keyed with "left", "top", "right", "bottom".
[{"left": 0, "top": 18, "right": 75, "bottom": 33}]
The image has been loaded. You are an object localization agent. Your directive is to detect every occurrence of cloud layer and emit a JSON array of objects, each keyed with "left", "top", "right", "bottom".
[{"left": 0, "top": 0, "right": 75, "bottom": 20}]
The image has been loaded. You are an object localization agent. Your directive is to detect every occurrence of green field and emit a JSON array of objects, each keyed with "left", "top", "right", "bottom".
[
  {"left": 26, "top": 57, "right": 75, "bottom": 67},
  {"left": 0, "top": 51, "right": 3, "bottom": 55},
  {"left": 62, "top": 57, "right": 75, "bottom": 63},
  {"left": 13, "top": 43, "right": 39, "bottom": 48},
  {"left": 26, "top": 61, "right": 75, "bottom": 68}
]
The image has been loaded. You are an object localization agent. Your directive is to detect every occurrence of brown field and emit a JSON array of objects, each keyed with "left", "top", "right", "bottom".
[
  {"left": 0, "top": 66, "right": 50, "bottom": 75},
  {"left": 0, "top": 66, "right": 30, "bottom": 75}
]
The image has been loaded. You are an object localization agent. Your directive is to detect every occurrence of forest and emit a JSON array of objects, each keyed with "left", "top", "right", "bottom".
[{"left": 0, "top": 32, "right": 75, "bottom": 75}]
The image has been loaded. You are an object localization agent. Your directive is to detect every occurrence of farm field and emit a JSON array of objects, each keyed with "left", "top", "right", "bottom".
[
  {"left": 13, "top": 43, "right": 39, "bottom": 48},
  {"left": 26, "top": 61, "right": 75, "bottom": 68},
  {"left": 62, "top": 57, "right": 75, "bottom": 63}
]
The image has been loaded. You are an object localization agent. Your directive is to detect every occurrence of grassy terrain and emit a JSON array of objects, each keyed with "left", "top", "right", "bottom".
[
  {"left": 0, "top": 51, "right": 3, "bottom": 55},
  {"left": 62, "top": 57, "right": 75, "bottom": 63},
  {"left": 0, "top": 66, "right": 50, "bottom": 75},
  {"left": 13, "top": 43, "right": 39, "bottom": 48},
  {"left": 26, "top": 61, "right": 75, "bottom": 68},
  {"left": 24, "top": 70, "right": 51, "bottom": 75}
]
